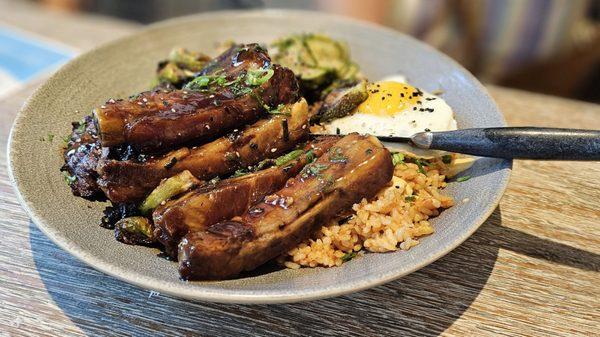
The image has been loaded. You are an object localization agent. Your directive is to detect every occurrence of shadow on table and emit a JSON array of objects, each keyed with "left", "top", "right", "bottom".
[{"left": 30, "top": 207, "right": 599, "bottom": 336}]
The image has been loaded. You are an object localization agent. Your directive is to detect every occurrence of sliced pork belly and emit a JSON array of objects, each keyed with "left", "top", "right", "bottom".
[
  {"left": 97, "top": 99, "right": 310, "bottom": 203},
  {"left": 94, "top": 64, "right": 298, "bottom": 152},
  {"left": 152, "top": 136, "right": 338, "bottom": 258},
  {"left": 178, "top": 133, "right": 393, "bottom": 280}
]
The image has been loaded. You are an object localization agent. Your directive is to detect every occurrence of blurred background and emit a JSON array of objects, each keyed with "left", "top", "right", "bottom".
[{"left": 1, "top": 0, "right": 598, "bottom": 102}]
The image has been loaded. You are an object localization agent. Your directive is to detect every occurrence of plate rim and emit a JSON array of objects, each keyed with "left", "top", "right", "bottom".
[{"left": 7, "top": 8, "right": 512, "bottom": 304}]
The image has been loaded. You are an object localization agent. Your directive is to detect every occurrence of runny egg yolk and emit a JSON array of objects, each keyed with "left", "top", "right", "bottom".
[{"left": 356, "top": 81, "right": 423, "bottom": 116}]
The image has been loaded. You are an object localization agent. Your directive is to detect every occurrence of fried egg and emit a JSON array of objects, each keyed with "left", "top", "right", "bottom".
[{"left": 320, "top": 76, "right": 457, "bottom": 157}]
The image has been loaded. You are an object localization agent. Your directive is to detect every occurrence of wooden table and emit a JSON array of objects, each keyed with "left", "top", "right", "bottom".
[{"left": 0, "top": 2, "right": 598, "bottom": 336}]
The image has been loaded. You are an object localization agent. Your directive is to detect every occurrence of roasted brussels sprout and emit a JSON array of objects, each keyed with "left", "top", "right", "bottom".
[
  {"left": 271, "top": 33, "right": 361, "bottom": 99},
  {"left": 114, "top": 216, "right": 155, "bottom": 245},
  {"left": 155, "top": 47, "right": 211, "bottom": 87},
  {"left": 317, "top": 79, "right": 368, "bottom": 122}
]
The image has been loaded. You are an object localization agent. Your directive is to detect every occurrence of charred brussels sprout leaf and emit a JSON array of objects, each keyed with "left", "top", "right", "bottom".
[
  {"left": 155, "top": 47, "right": 211, "bottom": 87},
  {"left": 317, "top": 80, "right": 368, "bottom": 122},
  {"left": 272, "top": 33, "right": 361, "bottom": 99},
  {"left": 114, "top": 216, "right": 155, "bottom": 245}
]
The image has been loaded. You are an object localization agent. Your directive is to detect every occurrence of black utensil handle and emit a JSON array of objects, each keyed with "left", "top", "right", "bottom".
[{"left": 428, "top": 127, "right": 600, "bottom": 160}]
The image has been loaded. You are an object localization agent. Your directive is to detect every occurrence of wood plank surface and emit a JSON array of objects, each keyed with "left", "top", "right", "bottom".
[{"left": 0, "top": 2, "right": 598, "bottom": 336}]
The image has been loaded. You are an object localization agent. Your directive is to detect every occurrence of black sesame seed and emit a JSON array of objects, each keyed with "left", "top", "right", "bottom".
[{"left": 164, "top": 157, "right": 177, "bottom": 169}]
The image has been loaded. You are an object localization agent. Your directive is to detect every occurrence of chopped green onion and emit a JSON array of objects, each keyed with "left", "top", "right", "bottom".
[
  {"left": 305, "top": 149, "right": 316, "bottom": 163},
  {"left": 341, "top": 251, "right": 357, "bottom": 262},
  {"left": 139, "top": 170, "right": 199, "bottom": 215},
  {"left": 245, "top": 68, "right": 274, "bottom": 86},
  {"left": 268, "top": 103, "right": 290, "bottom": 116},
  {"left": 392, "top": 152, "right": 405, "bottom": 166},
  {"left": 328, "top": 147, "right": 347, "bottom": 163},
  {"left": 208, "top": 176, "right": 221, "bottom": 185},
  {"left": 275, "top": 149, "right": 304, "bottom": 166},
  {"left": 184, "top": 75, "right": 227, "bottom": 91},
  {"left": 189, "top": 76, "right": 210, "bottom": 88},
  {"left": 232, "top": 169, "right": 249, "bottom": 178},
  {"left": 414, "top": 158, "right": 430, "bottom": 174},
  {"left": 456, "top": 175, "right": 471, "bottom": 182},
  {"left": 301, "top": 162, "right": 329, "bottom": 178},
  {"left": 404, "top": 195, "right": 416, "bottom": 202}
]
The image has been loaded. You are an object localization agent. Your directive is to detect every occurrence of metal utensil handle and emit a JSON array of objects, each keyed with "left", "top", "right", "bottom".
[{"left": 425, "top": 127, "right": 600, "bottom": 160}]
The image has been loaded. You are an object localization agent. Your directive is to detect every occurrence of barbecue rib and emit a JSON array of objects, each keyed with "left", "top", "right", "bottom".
[
  {"left": 178, "top": 134, "right": 393, "bottom": 280},
  {"left": 97, "top": 99, "right": 310, "bottom": 203},
  {"left": 152, "top": 136, "right": 338, "bottom": 258}
]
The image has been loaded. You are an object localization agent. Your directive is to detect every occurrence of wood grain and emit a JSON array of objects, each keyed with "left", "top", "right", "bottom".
[{"left": 0, "top": 4, "right": 598, "bottom": 336}]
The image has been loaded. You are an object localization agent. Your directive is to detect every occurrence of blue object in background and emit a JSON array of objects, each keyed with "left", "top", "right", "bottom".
[{"left": 0, "top": 27, "right": 74, "bottom": 83}]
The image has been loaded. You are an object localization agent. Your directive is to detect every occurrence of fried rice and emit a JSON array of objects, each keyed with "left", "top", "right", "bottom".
[{"left": 280, "top": 159, "right": 455, "bottom": 269}]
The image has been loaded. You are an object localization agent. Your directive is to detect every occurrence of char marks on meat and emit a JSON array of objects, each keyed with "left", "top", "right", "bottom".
[
  {"left": 152, "top": 136, "right": 338, "bottom": 258},
  {"left": 178, "top": 134, "right": 393, "bottom": 280}
]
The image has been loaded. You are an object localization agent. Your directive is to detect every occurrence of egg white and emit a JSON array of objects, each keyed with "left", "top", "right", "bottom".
[{"left": 321, "top": 79, "right": 457, "bottom": 158}]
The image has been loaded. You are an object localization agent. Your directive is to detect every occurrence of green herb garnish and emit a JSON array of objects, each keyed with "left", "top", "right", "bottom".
[
  {"left": 268, "top": 103, "right": 290, "bottom": 116},
  {"left": 328, "top": 147, "right": 347, "bottom": 163},
  {"left": 391, "top": 152, "right": 405, "bottom": 166},
  {"left": 414, "top": 158, "right": 430, "bottom": 174},
  {"left": 301, "top": 162, "right": 329, "bottom": 178},
  {"left": 456, "top": 175, "right": 471, "bottom": 182},
  {"left": 305, "top": 149, "right": 316, "bottom": 163},
  {"left": 208, "top": 176, "right": 221, "bottom": 185},
  {"left": 245, "top": 68, "right": 274, "bottom": 86},
  {"left": 442, "top": 154, "right": 452, "bottom": 164},
  {"left": 404, "top": 195, "right": 416, "bottom": 202},
  {"left": 321, "top": 173, "right": 336, "bottom": 192},
  {"left": 75, "top": 120, "right": 86, "bottom": 134},
  {"left": 255, "top": 158, "right": 275, "bottom": 171},
  {"left": 184, "top": 75, "right": 228, "bottom": 91},
  {"left": 47, "top": 133, "right": 55, "bottom": 142},
  {"left": 275, "top": 149, "right": 304, "bottom": 166},
  {"left": 341, "top": 251, "right": 357, "bottom": 262},
  {"left": 62, "top": 171, "right": 77, "bottom": 185},
  {"left": 232, "top": 169, "right": 249, "bottom": 178},
  {"left": 308, "top": 163, "right": 329, "bottom": 175}
]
